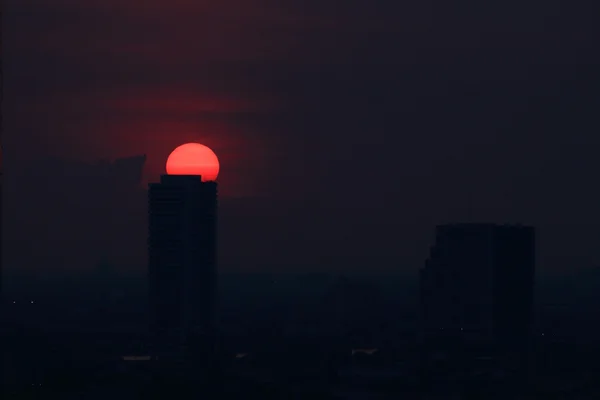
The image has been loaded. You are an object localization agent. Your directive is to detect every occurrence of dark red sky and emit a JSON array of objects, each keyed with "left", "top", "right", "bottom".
[{"left": 4, "top": 0, "right": 600, "bottom": 276}]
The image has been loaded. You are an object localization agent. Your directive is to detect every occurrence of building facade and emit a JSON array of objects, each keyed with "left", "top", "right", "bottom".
[
  {"left": 148, "top": 175, "right": 218, "bottom": 362},
  {"left": 420, "top": 224, "right": 535, "bottom": 350}
]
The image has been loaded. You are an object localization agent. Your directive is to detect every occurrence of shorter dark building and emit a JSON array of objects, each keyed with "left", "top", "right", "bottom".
[{"left": 420, "top": 224, "right": 535, "bottom": 353}]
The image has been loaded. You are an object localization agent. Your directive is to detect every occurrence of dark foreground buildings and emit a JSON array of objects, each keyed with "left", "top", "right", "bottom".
[
  {"left": 420, "top": 223, "right": 535, "bottom": 354},
  {"left": 148, "top": 175, "right": 218, "bottom": 367}
]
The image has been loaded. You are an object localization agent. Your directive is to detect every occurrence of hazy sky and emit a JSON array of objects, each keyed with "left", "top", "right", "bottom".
[{"left": 4, "top": 1, "right": 600, "bottom": 276}]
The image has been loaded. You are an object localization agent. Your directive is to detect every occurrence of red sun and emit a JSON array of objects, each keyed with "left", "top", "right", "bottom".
[{"left": 166, "top": 143, "right": 220, "bottom": 181}]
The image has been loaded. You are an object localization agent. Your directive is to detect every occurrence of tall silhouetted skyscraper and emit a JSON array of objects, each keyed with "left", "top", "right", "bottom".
[
  {"left": 420, "top": 224, "right": 535, "bottom": 351},
  {"left": 148, "top": 175, "right": 218, "bottom": 363}
]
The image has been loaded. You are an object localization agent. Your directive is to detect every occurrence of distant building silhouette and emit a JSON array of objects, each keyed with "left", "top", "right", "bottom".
[
  {"left": 112, "top": 155, "right": 147, "bottom": 187},
  {"left": 420, "top": 224, "right": 535, "bottom": 351},
  {"left": 148, "top": 175, "right": 218, "bottom": 364}
]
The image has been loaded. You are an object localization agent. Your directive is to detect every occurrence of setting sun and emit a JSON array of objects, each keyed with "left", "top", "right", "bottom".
[{"left": 166, "top": 143, "right": 220, "bottom": 181}]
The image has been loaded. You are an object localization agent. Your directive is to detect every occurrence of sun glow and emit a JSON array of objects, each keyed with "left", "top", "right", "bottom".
[{"left": 166, "top": 143, "right": 220, "bottom": 181}]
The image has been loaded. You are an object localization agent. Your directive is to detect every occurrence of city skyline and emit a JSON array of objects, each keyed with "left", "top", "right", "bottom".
[{"left": 4, "top": 1, "right": 600, "bottom": 397}]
